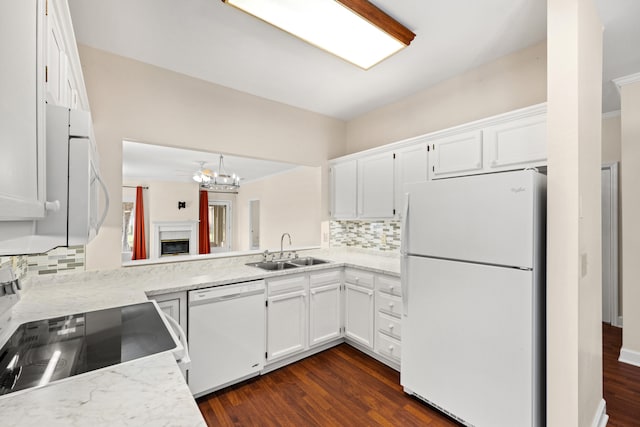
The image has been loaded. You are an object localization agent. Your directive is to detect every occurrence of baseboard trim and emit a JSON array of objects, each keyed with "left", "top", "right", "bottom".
[
  {"left": 591, "top": 399, "right": 609, "bottom": 427},
  {"left": 261, "top": 339, "right": 344, "bottom": 374},
  {"left": 346, "top": 339, "right": 400, "bottom": 371},
  {"left": 619, "top": 347, "right": 640, "bottom": 367}
]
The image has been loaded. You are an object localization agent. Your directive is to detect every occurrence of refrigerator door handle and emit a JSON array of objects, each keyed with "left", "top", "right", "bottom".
[{"left": 400, "top": 193, "right": 409, "bottom": 315}]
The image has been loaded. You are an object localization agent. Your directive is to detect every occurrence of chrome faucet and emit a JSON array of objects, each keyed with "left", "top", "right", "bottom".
[{"left": 280, "top": 233, "right": 292, "bottom": 259}]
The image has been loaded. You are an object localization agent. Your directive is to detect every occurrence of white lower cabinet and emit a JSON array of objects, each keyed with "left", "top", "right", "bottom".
[
  {"left": 266, "top": 274, "right": 308, "bottom": 361},
  {"left": 150, "top": 291, "right": 187, "bottom": 340},
  {"left": 309, "top": 270, "right": 342, "bottom": 347},
  {"left": 344, "top": 269, "right": 375, "bottom": 349},
  {"left": 374, "top": 275, "right": 402, "bottom": 365}
]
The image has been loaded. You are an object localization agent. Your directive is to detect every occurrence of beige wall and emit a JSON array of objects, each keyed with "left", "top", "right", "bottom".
[
  {"left": 236, "top": 167, "right": 321, "bottom": 252},
  {"left": 146, "top": 181, "right": 199, "bottom": 255},
  {"left": 79, "top": 46, "right": 345, "bottom": 270},
  {"left": 345, "top": 42, "right": 547, "bottom": 153},
  {"left": 546, "top": 1, "right": 603, "bottom": 426},
  {"left": 620, "top": 80, "right": 640, "bottom": 357},
  {"left": 602, "top": 114, "right": 621, "bottom": 164}
]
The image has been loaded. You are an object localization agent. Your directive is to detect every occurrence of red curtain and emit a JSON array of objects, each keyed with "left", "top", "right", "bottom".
[
  {"left": 131, "top": 186, "right": 147, "bottom": 260},
  {"left": 199, "top": 190, "right": 211, "bottom": 254}
]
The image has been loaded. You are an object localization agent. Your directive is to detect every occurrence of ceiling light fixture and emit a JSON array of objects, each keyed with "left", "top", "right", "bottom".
[
  {"left": 221, "top": 0, "right": 415, "bottom": 70},
  {"left": 196, "top": 155, "right": 241, "bottom": 192}
]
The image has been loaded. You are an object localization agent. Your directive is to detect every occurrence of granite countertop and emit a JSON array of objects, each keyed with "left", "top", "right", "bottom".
[{"left": 0, "top": 248, "right": 399, "bottom": 426}]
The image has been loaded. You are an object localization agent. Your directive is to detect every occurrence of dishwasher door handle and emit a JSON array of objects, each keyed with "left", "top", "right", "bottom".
[{"left": 190, "top": 288, "right": 265, "bottom": 306}]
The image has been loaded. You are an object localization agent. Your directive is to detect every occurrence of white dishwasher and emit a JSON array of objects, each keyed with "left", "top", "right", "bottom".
[{"left": 188, "top": 280, "right": 265, "bottom": 397}]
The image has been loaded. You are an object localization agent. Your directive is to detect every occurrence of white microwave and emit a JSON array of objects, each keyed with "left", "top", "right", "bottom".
[{"left": 36, "top": 104, "right": 109, "bottom": 247}]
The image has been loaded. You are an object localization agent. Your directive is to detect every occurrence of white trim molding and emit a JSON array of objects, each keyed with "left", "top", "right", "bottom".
[
  {"left": 613, "top": 72, "right": 640, "bottom": 93},
  {"left": 591, "top": 399, "right": 609, "bottom": 427},
  {"left": 619, "top": 347, "right": 640, "bottom": 367}
]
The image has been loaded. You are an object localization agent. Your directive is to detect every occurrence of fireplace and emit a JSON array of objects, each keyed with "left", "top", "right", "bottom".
[
  {"left": 160, "top": 239, "right": 190, "bottom": 256},
  {"left": 152, "top": 221, "right": 198, "bottom": 258}
]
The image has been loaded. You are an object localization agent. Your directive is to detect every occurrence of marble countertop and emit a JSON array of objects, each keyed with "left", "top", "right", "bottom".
[{"left": 0, "top": 247, "right": 399, "bottom": 426}]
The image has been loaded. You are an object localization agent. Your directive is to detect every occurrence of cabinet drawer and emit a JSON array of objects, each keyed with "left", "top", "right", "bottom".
[
  {"left": 377, "top": 332, "right": 402, "bottom": 361},
  {"left": 377, "top": 292, "right": 402, "bottom": 319},
  {"left": 377, "top": 312, "right": 402, "bottom": 340},
  {"left": 344, "top": 269, "right": 374, "bottom": 289},
  {"left": 309, "top": 269, "right": 341, "bottom": 288},
  {"left": 267, "top": 274, "right": 308, "bottom": 296},
  {"left": 376, "top": 275, "right": 401, "bottom": 297}
]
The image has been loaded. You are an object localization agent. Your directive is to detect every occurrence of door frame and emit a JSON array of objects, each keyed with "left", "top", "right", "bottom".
[
  {"left": 602, "top": 162, "right": 620, "bottom": 327},
  {"left": 209, "top": 199, "right": 232, "bottom": 253}
]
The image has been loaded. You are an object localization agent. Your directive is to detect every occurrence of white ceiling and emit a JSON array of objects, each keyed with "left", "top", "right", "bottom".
[
  {"left": 122, "top": 141, "right": 299, "bottom": 184},
  {"left": 68, "top": 0, "right": 639, "bottom": 120}
]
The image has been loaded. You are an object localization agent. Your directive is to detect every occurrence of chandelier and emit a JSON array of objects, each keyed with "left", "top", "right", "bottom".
[{"left": 193, "top": 155, "right": 240, "bottom": 192}]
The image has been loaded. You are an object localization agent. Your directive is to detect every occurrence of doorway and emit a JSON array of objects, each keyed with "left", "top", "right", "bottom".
[
  {"left": 601, "top": 163, "right": 620, "bottom": 326},
  {"left": 249, "top": 200, "right": 260, "bottom": 250},
  {"left": 209, "top": 200, "right": 232, "bottom": 252}
]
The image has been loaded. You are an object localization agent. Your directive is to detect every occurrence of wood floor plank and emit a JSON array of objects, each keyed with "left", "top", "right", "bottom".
[{"left": 198, "top": 325, "right": 640, "bottom": 426}]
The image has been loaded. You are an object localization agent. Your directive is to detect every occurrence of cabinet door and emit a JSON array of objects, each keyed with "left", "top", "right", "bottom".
[
  {"left": 484, "top": 114, "right": 547, "bottom": 171},
  {"left": 151, "top": 291, "right": 188, "bottom": 341},
  {"left": 309, "top": 283, "right": 342, "bottom": 347},
  {"left": 330, "top": 160, "right": 357, "bottom": 219},
  {"left": 45, "top": 3, "right": 66, "bottom": 106},
  {"left": 344, "top": 283, "right": 374, "bottom": 348},
  {"left": 0, "top": 0, "right": 46, "bottom": 220},
  {"left": 358, "top": 151, "right": 395, "bottom": 218},
  {"left": 428, "top": 130, "right": 483, "bottom": 179},
  {"left": 267, "top": 290, "right": 307, "bottom": 361},
  {"left": 394, "top": 143, "right": 428, "bottom": 218}
]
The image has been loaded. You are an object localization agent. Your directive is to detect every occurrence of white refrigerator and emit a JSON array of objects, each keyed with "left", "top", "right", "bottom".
[{"left": 400, "top": 170, "right": 546, "bottom": 427}]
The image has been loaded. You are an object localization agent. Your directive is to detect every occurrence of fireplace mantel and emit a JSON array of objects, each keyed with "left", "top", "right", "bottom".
[{"left": 152, "top": 221, "right": 198, "bottom": 259}]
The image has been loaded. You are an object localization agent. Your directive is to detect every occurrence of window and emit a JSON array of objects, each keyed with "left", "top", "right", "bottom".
[
  {"left": 209, "top": 200, "right": 232, "bottom": 252},
  {"left": 122, "top": 201, "right": 135, "bottom": 252}
]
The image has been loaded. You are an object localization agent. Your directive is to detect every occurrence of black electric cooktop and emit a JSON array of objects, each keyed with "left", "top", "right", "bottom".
[{"left": 0, "top": 301, "right": 176, "bottom": 396}]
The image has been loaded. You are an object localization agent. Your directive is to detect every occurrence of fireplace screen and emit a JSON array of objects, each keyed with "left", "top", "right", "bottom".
[{"left": 160, "top": 239, "right": 190, "bottom": 256}]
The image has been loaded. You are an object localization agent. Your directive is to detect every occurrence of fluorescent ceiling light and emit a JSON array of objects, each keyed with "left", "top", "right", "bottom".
[{"left": 222, "top": 0, "right": 415, "bottom": 70}]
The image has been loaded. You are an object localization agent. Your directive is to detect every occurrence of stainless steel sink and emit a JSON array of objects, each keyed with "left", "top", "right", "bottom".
[
  {"left": 290, "top": 257, "right": 330, "bottom": 266},
  {"left": 246, "top": 261, "right": 299, "bottom": 271}
]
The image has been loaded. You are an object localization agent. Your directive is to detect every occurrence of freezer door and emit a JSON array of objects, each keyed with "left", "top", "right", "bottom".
[
  {"left": 401, "top": 256, "right": 541, "bottom": 427},
  {"left": 405, "top": 170, "right": 544, "bottom": 269}
]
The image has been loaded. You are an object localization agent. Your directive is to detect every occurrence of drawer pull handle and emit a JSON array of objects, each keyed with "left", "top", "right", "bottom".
[
  {"left": 389, "top": 286, "right": 394, "bottom": 292},
  {"left": 388, "top": 345, "right": 394, "bottom": 351},
  {"left": 388, "top": 302, "right": 394, "bottom": 308},
  {"left": 388, "top": 324, "right": 394, "bottom": 330},
  {"left": 355, "top": 277, "right": 359, "bottom": 283}
]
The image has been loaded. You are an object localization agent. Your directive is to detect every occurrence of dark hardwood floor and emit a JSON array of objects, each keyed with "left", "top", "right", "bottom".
[
  {"left": 198, "top": 325, "right": 640, "bottom": 426},
  {"left": 603, "top": 323, "right": 640, "bottom": 426}
]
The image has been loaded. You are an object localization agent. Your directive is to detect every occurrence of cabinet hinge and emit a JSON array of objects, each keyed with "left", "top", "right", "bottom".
[
  {"left": 427, "top": 145, "right": 430, "bottom": 152},
  {"left": 393, "top": 153, "right": 396, "bottom": 159},
  {"left": 45, "top": 66, "right": 48, "bottom": 83},
  {"left": 432, "top": 166, "right": 435, "bottom": 172},
  {"left": 265, "top": 300, "right": 268, "bottom": 307},
  {"left": 393, "top": 209, "right": 396, "bottom": 215},
  {"left": 265, "top": 352, "right": 268, "bottom": 359},
  {"left": 432, "top": 144, "right": 435, "bottom": 151}
]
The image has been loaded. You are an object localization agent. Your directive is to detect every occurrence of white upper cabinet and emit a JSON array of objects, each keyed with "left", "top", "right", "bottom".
[
  {"left": 0, "top": 0, "right": 46, "bottom": 220},
  {"left": 483, "top": 114, "right": 547, "bottom": 171},
  {"left": 394, "top": 143, "right": 428, "bottom": 218},
  {"left": 358, "top": 151, "right": 395, "bottom": 219},
  {"left": 45, "top": 2, "right": 65, "bottom": 106},
  {"left": 428, "top": 130, "right": 483, "bottom": 180},
  {"left": 330, "top": 160, "right": 357, "bottom": 219}
]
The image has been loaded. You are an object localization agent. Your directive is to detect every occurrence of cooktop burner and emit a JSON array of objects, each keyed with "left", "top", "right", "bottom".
[{"left": 0, "top": 302, "right": 176, "bottom": 396}]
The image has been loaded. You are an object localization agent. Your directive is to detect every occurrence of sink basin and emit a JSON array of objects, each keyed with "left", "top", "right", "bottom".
[
  {"left": 290, "top": 257, "right": 330, "bottom": 266},
  {"left": 246, "top": 261, "right": 299, "bottom": 271}
]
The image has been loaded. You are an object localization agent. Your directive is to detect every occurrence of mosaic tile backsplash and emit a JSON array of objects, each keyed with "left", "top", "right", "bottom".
[
  {"left": 0, "top": 245, "right": 85, "bottom": 280},
  {"left": 330, "top": 220, "right": 401, "bottom": 252}
]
